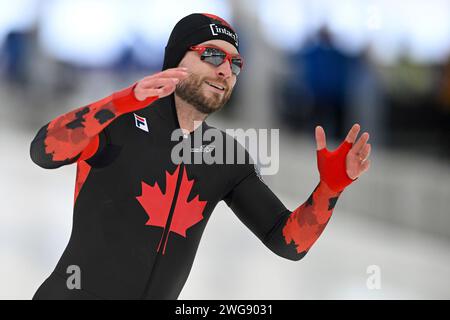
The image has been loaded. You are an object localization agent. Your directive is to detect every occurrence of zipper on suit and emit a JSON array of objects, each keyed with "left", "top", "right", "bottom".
[
  {"left": 140, "top": 162, "right": 185, "bottom": 299},
  {"left": 157, "top": 162, "right": 185, "bottom": 255}
]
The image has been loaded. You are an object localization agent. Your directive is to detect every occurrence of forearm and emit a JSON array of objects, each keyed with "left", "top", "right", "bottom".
[
  {"left": 262, "top": 181, "right": 341, "bottom": 261},
  {"left": 30, "top": 84, "right": 157, "bottom": 168},
  {"left": 229, "top": 128, "right": 365, "bottom": 261},
  {"left": 282, "top": 181, "right": 341, "bottom": 255}
]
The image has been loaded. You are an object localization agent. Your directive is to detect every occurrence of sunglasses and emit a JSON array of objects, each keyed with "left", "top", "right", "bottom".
[{"left": 189, "top": 45, "right": 244, "bottom": 76}]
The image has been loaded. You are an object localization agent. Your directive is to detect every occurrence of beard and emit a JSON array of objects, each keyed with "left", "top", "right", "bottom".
[{"left": 175, "top": 73, "right": 232, "bottom": 115}]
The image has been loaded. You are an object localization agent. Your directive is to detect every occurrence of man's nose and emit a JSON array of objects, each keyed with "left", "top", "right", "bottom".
[{"left": 216, "top": 59, "right": 232, "bottom": 79}]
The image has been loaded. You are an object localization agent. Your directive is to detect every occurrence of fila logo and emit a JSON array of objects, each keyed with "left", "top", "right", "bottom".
[{"left": 134, "top": 113, "right": 149, "bottom": 132}]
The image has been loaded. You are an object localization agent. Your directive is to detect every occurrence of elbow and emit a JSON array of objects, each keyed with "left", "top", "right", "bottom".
[
  {"left": 29, "top": 139, "right": 61, "bottom": 169},
  {"left": 292, "top": 250, "right": 308, "bottom": 261},
  {"left": 30, "top": 141, "right": 49, "bottom": 169},
  {"left": 280, "top": 250, "right": 308, "bottom": 262},
  {"left": 265, "top": 238, "right": 309, "bottom": 261},
  {"left": 29, "top": 125, "right": 56, "bottom": 169}
]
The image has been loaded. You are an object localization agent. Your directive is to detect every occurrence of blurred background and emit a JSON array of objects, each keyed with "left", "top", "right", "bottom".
[{"left": 0, "top": 0, "right": 449, "bottom": 299}]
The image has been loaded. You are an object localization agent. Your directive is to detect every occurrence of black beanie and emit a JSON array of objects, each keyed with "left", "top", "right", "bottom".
[{"left": 162, "top": 13, "right": 239, "bottom": 71}]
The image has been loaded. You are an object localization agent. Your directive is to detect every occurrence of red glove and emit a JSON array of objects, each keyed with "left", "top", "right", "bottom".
[{"left": 317, "top": 140, "right": 355, "bottom": 192}]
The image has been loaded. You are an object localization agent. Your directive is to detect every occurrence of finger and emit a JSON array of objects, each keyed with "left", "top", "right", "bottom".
[
  {"left": 140, "top": 77, "right": 180, "bottom": 89},
  {"left": 360, "top": 159, "right": 371, "bottom": 174},
  {"left": 160, "top": 67, "right": 189, "bottom": 76},
  {"left": 143, "top": 73, "right": 187, "bottom": 86},
  {"left": 352, "top": 132, "right": 370, "bottom": 153},
  {"left": 345, "top": 123, "right": 360, "bottom": 144},
  {"left": 144, "top": 69, "right": 189, "bottom": 82},
  {"left": 141, "top": 88, "right": 164, "bottom": 98},
  {"left": 158, "top": 67, "right": 189, "bottom": 75},
  {"left": 358, "top": 143, "right": 371, "bottom": 161},
  {"left": 159, "top": 69, "right": 190, "bottom": 79},
  {"left": 155, "top": 82, "right": 178, "bottom": 98},
  {"left": 167, "top": 66, "right": 189, "bottom": 72},
  {"left": 315, "top": 126, "right": 327, "bottom": 150},
  {"left": 137, "top": 88, "right": 163, "bottom": 99},
  {"left": 141, "top": 81, "right": 176, "bottom": 98},
  {"left": 157, "top": 83, "right": 177, "bottom": 98}
]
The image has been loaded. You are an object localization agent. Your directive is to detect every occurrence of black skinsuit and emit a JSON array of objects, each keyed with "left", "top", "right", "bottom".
[{"left": 30, "top": 87, "right": 307, "bottom": 300}]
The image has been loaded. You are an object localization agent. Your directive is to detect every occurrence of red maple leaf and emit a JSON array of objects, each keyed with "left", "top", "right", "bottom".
[
  {"left": 74, "top": 161, "right": 92, "bottom": 203},
  {"left": 136, "top": 165, "right": 207, "bottom": 254}
]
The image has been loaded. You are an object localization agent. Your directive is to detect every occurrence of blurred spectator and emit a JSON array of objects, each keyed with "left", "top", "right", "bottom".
[
  {"left": 284, "top": 26, "right": 353, "bottom": 140},
  {"left": 302, "top": 27, "right": 350, "bottom": 139},
  {"left": 1, "top": 30, "right": 31, "bottom": 86},
  {"left": 346, "top": 46, "right": 385, "bottom": 146}
]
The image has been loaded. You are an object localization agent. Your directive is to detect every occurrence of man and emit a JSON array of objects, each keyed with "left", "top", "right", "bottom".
[{"left": 30, "top": 13, "right": 371, "bottom": 300}]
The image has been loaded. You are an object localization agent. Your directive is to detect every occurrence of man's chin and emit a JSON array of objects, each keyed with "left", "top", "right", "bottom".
[
  {"left": 193, "top": 101, "right": 223, "bottom": 115},
  {"left": 203, "top": 86, "right": 225, "bottom": 98},
  {"left": 197, "top": 92, "right": 226, "bottom": 113}
]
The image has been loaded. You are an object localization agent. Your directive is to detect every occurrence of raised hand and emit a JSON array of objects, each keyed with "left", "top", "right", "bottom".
[
  {"left": 315, "top": 124, "right": 371, "bottom": 191},
  {"left": 134, "top": 67, "right": 189, "bottom": 101}
]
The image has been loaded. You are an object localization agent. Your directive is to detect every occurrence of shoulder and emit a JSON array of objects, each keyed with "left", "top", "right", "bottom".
[
  {"left": 202, "top": 124, "right": 252, "bottom": 159},
  {"left": 204, "top": 124, "right": 264, "bottom": 183}
]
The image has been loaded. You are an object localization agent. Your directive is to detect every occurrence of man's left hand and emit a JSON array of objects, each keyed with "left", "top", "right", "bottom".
[{"left": 316, "top": 123, "right": 371, "bottom": 182}]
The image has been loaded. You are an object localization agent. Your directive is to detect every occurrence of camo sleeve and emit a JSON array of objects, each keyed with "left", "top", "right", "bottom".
[
  {"left": 224, "top": 167, "right": 342, "bottom": 261},
  {"left": 30, "top": 83, "right": 158, "bottom": 169}
]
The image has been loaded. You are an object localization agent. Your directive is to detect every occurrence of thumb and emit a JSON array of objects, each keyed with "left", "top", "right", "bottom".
[{"left": 315, "top": 126, "right": 327, "bottom": 150}]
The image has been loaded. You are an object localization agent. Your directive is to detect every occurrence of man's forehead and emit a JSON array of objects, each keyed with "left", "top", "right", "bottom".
[{"left": 198, "top": 40, "right": 238, "bottom": 55}]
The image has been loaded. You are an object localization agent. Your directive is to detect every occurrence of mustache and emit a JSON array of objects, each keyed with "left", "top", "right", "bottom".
[{"left": 180, "top": 73, "right": 230, "bottom": 92}]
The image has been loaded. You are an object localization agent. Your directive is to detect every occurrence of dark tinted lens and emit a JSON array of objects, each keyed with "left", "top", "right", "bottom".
[
  {"left": 203, "top": 55, "right": 225, "bottom": 66},
  {"left": 201, "top": 48, "right": 226, "bottom": 66},
  {"left": 231, "top": 58, "right": 242, "bottom": 75},
  {"left": 201, "top": 47, "right": 242, "bottom": 75}
]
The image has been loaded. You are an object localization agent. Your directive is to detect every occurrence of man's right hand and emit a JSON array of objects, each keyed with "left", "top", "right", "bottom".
[{"left": 134, "top": 67, "right": 189, "bottom": 101}]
